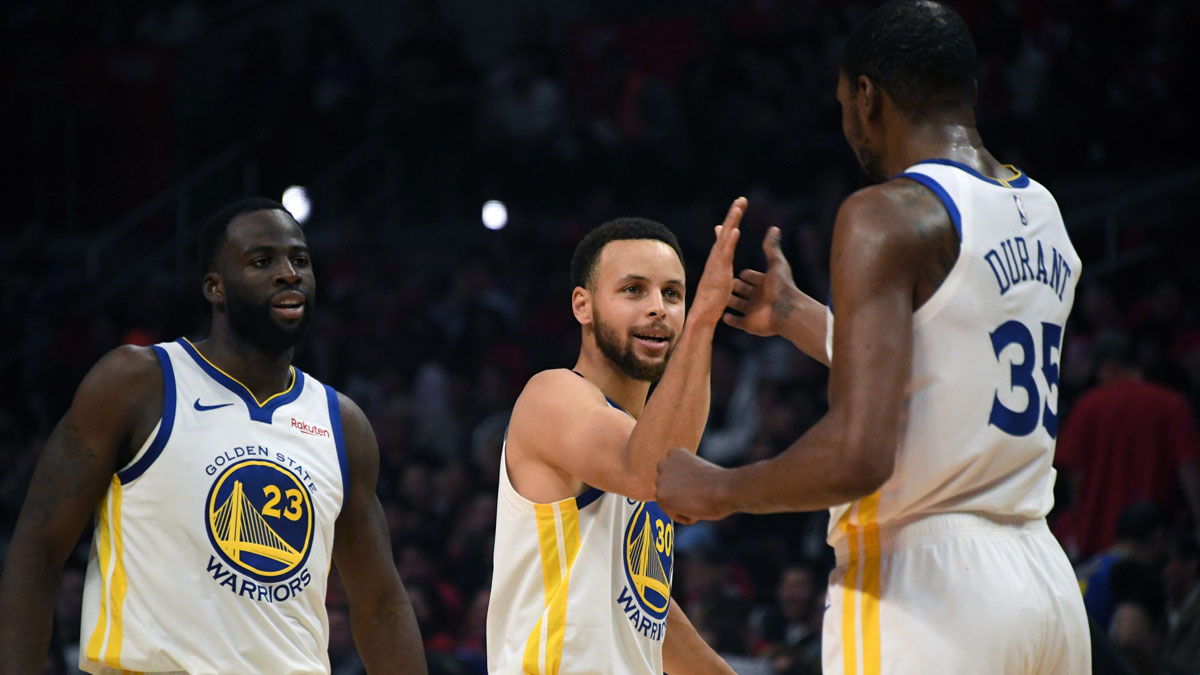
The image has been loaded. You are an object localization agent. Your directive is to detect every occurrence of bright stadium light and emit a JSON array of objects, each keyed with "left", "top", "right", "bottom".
[
  {"left": 282, "top": 185, "right": 312, "bottom": 224},
  {"left": 482, "top": 200, "right": 508, "bottom": 230}
]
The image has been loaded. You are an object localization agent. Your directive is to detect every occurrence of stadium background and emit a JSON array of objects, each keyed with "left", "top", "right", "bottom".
[{"left": 2, "top": 0, "right": 1198, "bottom": 672}]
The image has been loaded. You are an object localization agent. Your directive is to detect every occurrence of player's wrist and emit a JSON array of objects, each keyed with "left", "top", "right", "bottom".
[{"left": 708, "top": 468, "right": 736, "bottom": 519}]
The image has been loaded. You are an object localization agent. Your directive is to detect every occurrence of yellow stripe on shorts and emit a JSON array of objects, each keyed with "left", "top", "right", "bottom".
[{"left": 840, "top": 492, "right": 882, "bottom": 675}]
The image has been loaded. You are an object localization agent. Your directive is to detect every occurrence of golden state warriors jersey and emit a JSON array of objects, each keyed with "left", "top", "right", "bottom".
[
  {"left": 80, "top": 338, "right": 348, "bottom": 675},
  {"left": 487, "top": 443, "right": 674, "bottom": 674},
  {"left": 828, "top": 160, "right": 1081, "bottom": 545}
]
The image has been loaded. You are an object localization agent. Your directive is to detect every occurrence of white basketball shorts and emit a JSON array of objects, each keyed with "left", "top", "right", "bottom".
[{"left": 823, "top": 513, "right": 1090, "bottom": 674}]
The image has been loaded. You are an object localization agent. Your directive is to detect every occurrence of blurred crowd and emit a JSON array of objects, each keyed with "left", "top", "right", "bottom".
[{"left": 3, "top": 1, "right": 1200, "bottom": 674}]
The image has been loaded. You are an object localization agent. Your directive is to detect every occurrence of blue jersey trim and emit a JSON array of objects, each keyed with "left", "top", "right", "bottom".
[
  {"left": 911, "top": 158, "right": 1031, "bottom": 188},
  {"left": 605, "top": 397, "right": 629, "bottom": 415},
  {"left": 118, "top": 345, "right": 177, "bottom": 483},
  {"left": 896, "top": 172, "right": 963, "bottom": 238},
  {"left": 176, "top": 338, "right": 305, "bottom": 424},
  {"left": 325, "top": 385, "right": 350, "bottom": 506},
  {"left": 576, "top": 487, "right": 605, "bottom": 508}
]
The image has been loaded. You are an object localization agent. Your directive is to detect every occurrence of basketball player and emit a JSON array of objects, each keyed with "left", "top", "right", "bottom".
[
  {"left": 486, "top": 204, "right": 747, "bottom": 674},
  {"left": 0, "top": 199, "right": 426, "bottom": 674},
  {"left": 655, "top": 1, "right": 1090, "bottom": 672}
]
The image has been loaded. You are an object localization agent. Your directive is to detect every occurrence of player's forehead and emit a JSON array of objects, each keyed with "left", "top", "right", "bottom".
[
  {"left": 224, "top": 209, "right": 307, "bottom": 254},
  {"left": 594, "top": 239, "right": 685, "bottom": 285}
]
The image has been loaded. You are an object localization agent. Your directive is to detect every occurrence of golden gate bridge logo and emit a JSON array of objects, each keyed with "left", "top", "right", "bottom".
[
  {"left": 622, "top": 501, "right": 673, "bottom": 620},
  {"left": 205, "top": 459, "right": 313, "bottom": 581}
]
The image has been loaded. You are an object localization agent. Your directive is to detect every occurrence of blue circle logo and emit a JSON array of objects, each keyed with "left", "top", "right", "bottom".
[
  {"left": 205, "top": 459, "right": 313, "bottom": 582},
  {"left": 622, "top": 501, "right": 674, "bottom": 620}
]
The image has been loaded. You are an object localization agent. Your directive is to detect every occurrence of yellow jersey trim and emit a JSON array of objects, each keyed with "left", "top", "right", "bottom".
[
  {"left": 522, "top": 499, "right": 581, "bottom": 674},
  {"left": 86, "top": 476, "right": 129, "bottom": 667}
]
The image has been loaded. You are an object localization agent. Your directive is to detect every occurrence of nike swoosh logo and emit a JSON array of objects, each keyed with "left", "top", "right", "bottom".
[{"left": 194, "top": 398, "right": 234, "bottom": 412}]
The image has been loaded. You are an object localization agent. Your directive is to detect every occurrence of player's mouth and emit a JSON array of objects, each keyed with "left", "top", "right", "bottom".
[
  {"left": 631, "top": 329, "right": 672, "bottom": 352},
  {"left": 271, "top": 291, "right": 307, "bottom": 321}
]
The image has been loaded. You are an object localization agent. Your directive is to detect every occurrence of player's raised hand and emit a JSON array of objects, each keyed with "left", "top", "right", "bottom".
[
  {"left": 723, "top": 226, "right": 801, "bottom": 338},
  {"left": 655, "top": 448, "right": 733, "bottom": 525},
  {"left": 689, "top": 197, "right": 747, "bottom": 327}
]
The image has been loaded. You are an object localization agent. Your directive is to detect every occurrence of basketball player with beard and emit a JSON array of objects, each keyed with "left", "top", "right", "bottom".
[
  {"left": 486, "top": 203, "right": 747, "bottom": 674},
  {"left": 0, "top": 199, "right": 426, "bottom": 674}
]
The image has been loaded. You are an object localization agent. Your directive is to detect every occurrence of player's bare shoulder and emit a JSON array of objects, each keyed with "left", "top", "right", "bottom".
[
  {"left": 835, "top": 180, "right": 960, "bottom": 304},
  {"left": 83, "top": 345, "right": 164, "bottom": 411},
  {"left": 67, "top": 344, "right": 165, "bottom": 465},
  {"left": 511, "top": 369, "right": 599, "bottom": 431}
]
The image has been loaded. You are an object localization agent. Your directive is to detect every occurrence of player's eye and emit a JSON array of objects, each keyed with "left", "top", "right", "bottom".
[
  {"left": 623, "top": 285, "right": 642, "bottom": 295},
  {"left": 292, "top": 256, "right": 310, "bottom": 267},
  {"left": 664, "top": 288, "right": 682, "bottom": 299},
  {"left": 252, "top": 257, "right": 271, "bottom": 267}
]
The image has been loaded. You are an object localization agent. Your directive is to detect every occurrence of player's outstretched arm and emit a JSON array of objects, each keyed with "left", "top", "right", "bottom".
[
  {"left": 724, "top": 226, "right": 830, "bottom": 366},
  {"left": 658, "top": 185, "right": 926, "bottom": 520},
  {"left": 332, "top": 394, "right": 427, "bottom": 675},
  {"left": 662, "top": 598, "right": 736, "bottom": 675},
  {"left": 0, "top": 346, "right": 160, "bottom": 674}
]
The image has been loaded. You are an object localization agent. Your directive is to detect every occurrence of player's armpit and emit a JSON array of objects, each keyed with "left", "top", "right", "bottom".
[
  {"left": 0, "top": 345, "right": 161, "bottom": 673},
  {"left": 332, "top": 394, "right": 427, "bottom": 675},
  {"left": 505, "top": 369, "right": 638, "bottom": 502}
]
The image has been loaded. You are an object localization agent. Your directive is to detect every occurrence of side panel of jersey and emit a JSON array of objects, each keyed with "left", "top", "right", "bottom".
[
  {"left": 488, "top": 445, "right": 674, "bottom": 674},
  {"left": 80, "top": 339, "right": 348, "bottom": 675},
  {"left": 829, "top": 162, "right": 1082, "bottom": 541}
]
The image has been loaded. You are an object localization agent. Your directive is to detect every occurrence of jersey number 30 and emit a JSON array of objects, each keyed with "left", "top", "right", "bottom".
[{"left": 989, "top": 320, "right": 1063, "bottom": 438}]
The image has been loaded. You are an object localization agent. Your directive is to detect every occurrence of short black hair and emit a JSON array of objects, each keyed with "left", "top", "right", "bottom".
[
  {"left": 569, "top": 218, "right": 684, "bottom": 290},
  {"left": 841, "top": 0, "right": 977, "bottom": 113},
  {"left": 197, "top": 197, "right": 291, "bottom": 275}
]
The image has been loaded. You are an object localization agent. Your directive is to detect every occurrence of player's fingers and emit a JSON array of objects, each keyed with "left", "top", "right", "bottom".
[
  {"left": 732, "top": 278, "right": 758, "bottom": 298},
  {"left": 723, "top": 312, "right": 746, "bottom": 330},
  {"left": 726, "top": 294, "right": 748, "bottom": 313},
  {"left": 720, "top": 196, "right": 748, "bottom": 233},
  {"left": 763, "top": 226, "right": 788, "bottom": 264},
  {"left": 737, "top": 269, "right": 765, "bottom": 285}
]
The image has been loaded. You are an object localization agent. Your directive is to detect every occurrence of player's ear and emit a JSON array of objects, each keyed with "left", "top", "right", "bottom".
[
  {"left": 202, "top": 272, "right": 224, "bottom": 304},
  {"left": 572, "top": 286, "right": 592, "bottom": 326},
  {"left": 857, "top": 74, "right": 882, "bottom": 121}
]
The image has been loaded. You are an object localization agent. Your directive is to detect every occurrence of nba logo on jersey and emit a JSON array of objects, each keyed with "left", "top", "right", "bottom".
[
  {"left": 204, "top": 457, "right": 315, "bottom": 602},
  {"left": 616, "top": 500, "right": 673, "bottom": 641},
  {"left": 1013, "top": 194, "right": 1028, "bottom": 225}
]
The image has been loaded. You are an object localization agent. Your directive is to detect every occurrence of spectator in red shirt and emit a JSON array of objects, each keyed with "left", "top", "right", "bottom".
[{"left": 1054, "top": 332, "right": 1200, "bottom": 560}]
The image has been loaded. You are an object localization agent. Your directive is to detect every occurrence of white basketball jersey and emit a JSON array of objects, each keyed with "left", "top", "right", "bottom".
[
  {"left": 80, "top": 338, "right": 348, "bottom": 675},
  {"left": 828, "top": 160, "right": 1081, "bottom": 545},
  {"left": 488, "top": 437, "right": 674, "bottom": 674}
]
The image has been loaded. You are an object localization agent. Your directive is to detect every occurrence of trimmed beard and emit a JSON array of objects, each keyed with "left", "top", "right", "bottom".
[
  {"left": 592, "top": 307, "right": 670, "bottom": 382},
  {"left": 225, "top": 287, "right": 312, "bottom": 356}
]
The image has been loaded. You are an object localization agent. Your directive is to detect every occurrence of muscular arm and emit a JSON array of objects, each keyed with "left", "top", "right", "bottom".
[
  {"left": 0, "top": 346, "right": 160, "bottom": 673},
  {"left": 659, "top": 184, "right": 941, "bottom": 518},
  {"left": 331, "top": 394, "right": 426, "bottom": 675},
  {"left": 662, "top": 599, "right": 736, "bottom": 675}
]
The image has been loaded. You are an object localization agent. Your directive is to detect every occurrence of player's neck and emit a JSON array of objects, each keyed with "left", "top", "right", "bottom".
[
  {"left": 194, "top": 329, "right": 295, "bottom": 401},
  {"left": 572, "top": 352, "right": 651, "bottom": 419},
  {"left": 887, "top": 117, "right": 1004, "bottom": 180}
]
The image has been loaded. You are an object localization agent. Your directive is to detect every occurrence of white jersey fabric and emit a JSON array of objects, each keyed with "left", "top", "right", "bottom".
[
  {"left": 488, "top": 430, "right": 675, "bottom": 674},
  {"left": 824, "top": 160, "right": 1088, "bottom": 674},
  {"left": 80, "top": 338, "right": 348, "bottom": 675}
]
